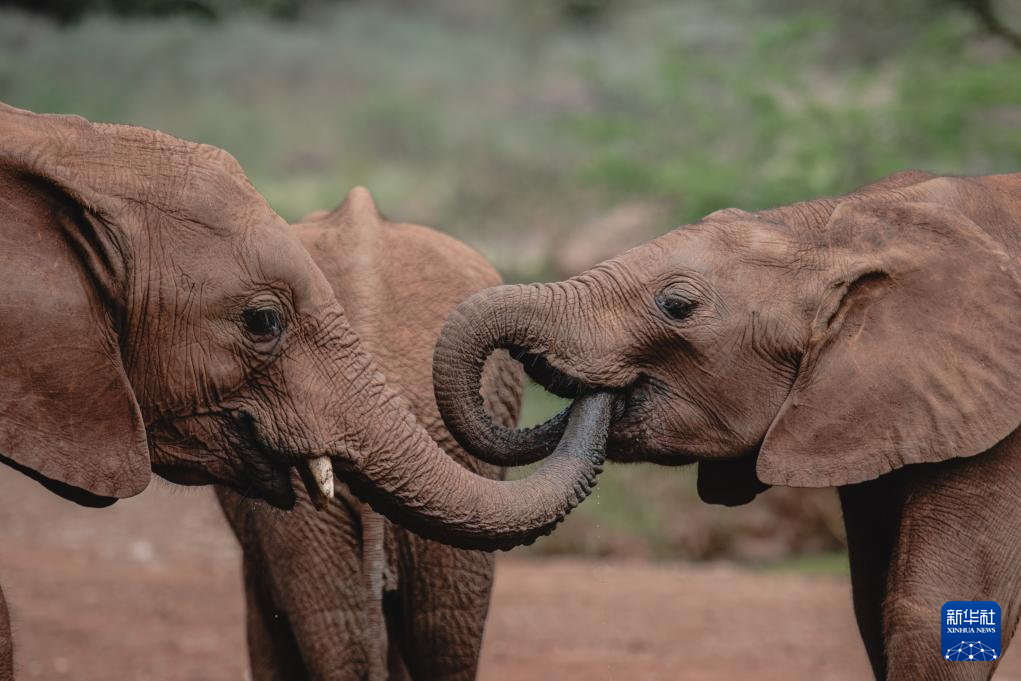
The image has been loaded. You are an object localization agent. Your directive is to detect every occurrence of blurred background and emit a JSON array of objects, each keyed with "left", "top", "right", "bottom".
[
  {"left": 4, "top": 0, "right": 1021, "bottom": 566},
  {"left": 2, "top": 1, "right": 1021, "bottom": 677}
]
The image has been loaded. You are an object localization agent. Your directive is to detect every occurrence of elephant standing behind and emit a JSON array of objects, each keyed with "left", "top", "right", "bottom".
[{"left": 218, "top": 188, "right": 521, "bottom": 681}]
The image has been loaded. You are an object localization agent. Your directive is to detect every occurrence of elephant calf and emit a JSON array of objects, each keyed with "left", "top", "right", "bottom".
[
  {"left": 434, "top": 170, "right": 1021, "bottom": 681},
  {"left": 218, "top": 188, "right": 521, "bottom": 681}
]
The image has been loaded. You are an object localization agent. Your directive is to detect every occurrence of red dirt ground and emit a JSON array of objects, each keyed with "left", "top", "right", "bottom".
[{"left": 0, "top": 471, "right": 1018, "bottom": 681}]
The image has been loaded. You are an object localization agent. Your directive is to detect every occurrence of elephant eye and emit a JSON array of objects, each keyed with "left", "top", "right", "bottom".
[
  {"left": 656, "top": 292, "right": 696, "bottom": 321},
  {"left": 242, "top": 307, "right": 283, "bottom": 338}
]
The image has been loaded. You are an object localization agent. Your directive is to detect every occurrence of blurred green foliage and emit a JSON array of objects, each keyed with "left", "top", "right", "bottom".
[
  {"left": 757, "top": 551, "right": 850, "bottom": 577},
  {"left": 2, "top": 0, "right": 1019, "bottom": 561},
  {"left": 0, "top": 0, "right": 329, "bottom": 21},
  {"left": 571, "top": 10, "right": 1021, "bottom": 225},
  {"left": 3, "top": 0, "right": 1020, "bottom": 282},
  {"left": 2, "top": 0, "right": 622, "bottom": 23}
]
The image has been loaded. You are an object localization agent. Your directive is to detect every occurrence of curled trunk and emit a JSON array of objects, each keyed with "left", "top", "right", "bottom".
[
  {"left": 325, "top": 323, "right": 614, "bottom": 551},
  {"left": 432, "top": 283, "right": 577, "bottom": 465}
]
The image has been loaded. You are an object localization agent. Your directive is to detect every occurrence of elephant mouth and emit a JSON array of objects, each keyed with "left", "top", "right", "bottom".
[
  {"left": 241, "top": 435, "right": 299, "bottom": 510},
  {"left": 149, "top": 404, "right": 335, "bottom": 512},
  {"left": 510, "top": 346, "right": 591, "bottom": 399},
  {"left": 156, "top": 395, "right": 335, "bottom": 511},
  {"left": 224, "top": 413, "right": 334, "bottom": 511},
  {"left": 509, "top": 345, "right": 639, "bottom": 437},
  {"left": 151, "top": 412, "right": 299, "bottom": 510}
]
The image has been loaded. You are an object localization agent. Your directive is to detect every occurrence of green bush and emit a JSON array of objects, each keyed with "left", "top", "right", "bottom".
[{"left": 567, "top": 10, "right": 1021, "bottom": 226}]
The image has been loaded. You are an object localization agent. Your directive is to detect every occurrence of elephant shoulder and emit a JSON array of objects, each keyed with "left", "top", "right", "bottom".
[{"left": 382, "top": 220, "right": 503, "bottom": 298}]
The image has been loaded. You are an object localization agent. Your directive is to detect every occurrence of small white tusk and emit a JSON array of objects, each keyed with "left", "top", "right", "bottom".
[{"left": 304, "top": 456, "right": 334, "bottom": 510}]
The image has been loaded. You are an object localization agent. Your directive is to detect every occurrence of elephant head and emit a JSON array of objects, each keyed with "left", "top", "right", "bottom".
[
  {"left": 0, "top": 102, "right": 352, "bottom": 508},
  {"left": 434, "top": 172, "right": 1021, "bottom": 500},
  {"left": 0, "top": 105, "right": 609, "bottom": 551}
]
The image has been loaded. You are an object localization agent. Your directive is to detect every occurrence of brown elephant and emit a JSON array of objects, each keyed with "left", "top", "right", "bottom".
[
  {"left": 217, "top": 188, "right": 520, "bottom": 681},
  {"left": 0, "top": 104, "right": 607, "bottom": 678},
  {"left": 433, "top": 170, "right": 1021, "bottom": 681}
]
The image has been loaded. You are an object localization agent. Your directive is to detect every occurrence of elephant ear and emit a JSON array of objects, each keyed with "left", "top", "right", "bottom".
[
  {"left": 0, "top": 108, "right": 149, "bottom": 505},
  {"left": 758, "top": 198, "right": 1021, "bottom": 488}
]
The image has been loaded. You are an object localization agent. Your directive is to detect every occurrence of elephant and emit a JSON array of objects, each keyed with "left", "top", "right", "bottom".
[
  {"left": 432, "top": 170, "right": 1021, "bottom": 680},
  {"left": 0, "top": 104, "right": 608, "bottom": 678},
  {"left": 217, "top": 187, "right": 520, "bottom": 681}
]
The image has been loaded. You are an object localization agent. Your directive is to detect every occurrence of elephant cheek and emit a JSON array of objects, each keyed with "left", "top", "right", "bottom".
[
  {"left": 249, "top": 347, "right": 348, "bottom": 454},
  {"left": 147, "top": 415, "right": 237, "bottom": 486}
]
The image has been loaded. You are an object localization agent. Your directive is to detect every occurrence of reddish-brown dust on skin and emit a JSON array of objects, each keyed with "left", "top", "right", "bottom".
[{"left": 1, "top": 471, "right": 1020, "bottom": 681}]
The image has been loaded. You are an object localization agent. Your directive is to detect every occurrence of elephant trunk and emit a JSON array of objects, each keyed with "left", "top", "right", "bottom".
[
  {"left": 433, "top": 283, "right": 584, "bottom": 465},
  {"left": 324, "top": 322, "right": 616, "bottom": 551}
]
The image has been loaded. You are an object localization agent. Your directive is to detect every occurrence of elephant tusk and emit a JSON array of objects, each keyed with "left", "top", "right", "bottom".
[{"left": 301, "top": 456, "right": 335, "bottom": 510}]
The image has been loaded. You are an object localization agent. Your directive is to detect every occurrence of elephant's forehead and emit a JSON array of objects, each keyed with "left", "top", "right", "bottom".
[
  {"left": 245, "top": 219, "right": 338, "bottom": 310},
  {"left": 641, "top": 219, "right": 786, "bottom": 269},
  {"left": 618, "top": 220, "right": 795, "bottom": 301}
]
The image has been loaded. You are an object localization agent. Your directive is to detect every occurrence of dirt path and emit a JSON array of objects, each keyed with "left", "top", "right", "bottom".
[{"left": 0, "top": 471, "right": 1018, "bottom": 680}]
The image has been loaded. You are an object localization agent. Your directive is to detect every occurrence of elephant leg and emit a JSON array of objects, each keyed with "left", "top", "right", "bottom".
[
  {"left": 882, "top": 434, "right": 1021, "bottom": 681},
  {"left": 219, "top": 484, "right": 374, "bottom": 681},
  {"left": 839, "top": 470, "right": 906, "bottom": 679},
  {"left": 272, "top": 498, "right": 375, "bottom": 681},
  {"left": 243, "top": 555, "right": 308, "bottom": 681},
  {"left": 392, "top": 529, "right": 496, "bottom": 681},
  {"left": 0, "top": 584, "right": 12, "bottom": 681}
]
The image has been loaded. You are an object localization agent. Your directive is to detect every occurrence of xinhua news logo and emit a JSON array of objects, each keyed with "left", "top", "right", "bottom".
[{"left": 942, "top": 601, "right": 1001, "bottom": 662}]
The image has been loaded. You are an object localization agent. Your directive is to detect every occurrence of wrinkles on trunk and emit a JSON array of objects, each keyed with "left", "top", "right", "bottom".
[{"left": 433, "top": 283, "right": 585, "bottom": 466}]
